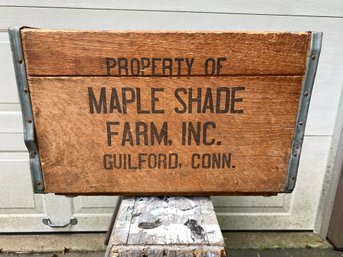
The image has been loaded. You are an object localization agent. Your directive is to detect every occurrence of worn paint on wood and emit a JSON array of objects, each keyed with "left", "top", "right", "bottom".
[
  {"left": 105, "top": 197, "right": 226, "bottom": 257},
  {"left": 19, "top": 29, "right": 312, "bottom": 195}
]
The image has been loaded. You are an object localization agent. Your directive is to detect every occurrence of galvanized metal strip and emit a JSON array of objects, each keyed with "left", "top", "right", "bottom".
[
  {"left": 285, "top": 32, "right": 323, "bottom": 193},
  {"left": 8, "top": 27, "right": 44, "bottom": 193}
]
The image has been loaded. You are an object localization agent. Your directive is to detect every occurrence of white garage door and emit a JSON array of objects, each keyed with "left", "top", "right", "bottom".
[{"left": 0, "top": 1, "right": 342, "bottom": 232}]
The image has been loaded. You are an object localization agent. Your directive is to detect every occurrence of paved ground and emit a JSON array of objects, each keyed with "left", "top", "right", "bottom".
[
  {"left": 0, "top": 232, "right": 342, "bottom": 257},
  {"left": 2, "top": 249, "right": 343, "bottom": 257}
]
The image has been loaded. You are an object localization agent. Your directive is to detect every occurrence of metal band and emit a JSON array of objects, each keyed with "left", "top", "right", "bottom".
[
  {"left": 8, "top": 27, "right": 44, "bottom": 193},
  {"left": 285, "top": 32, "right": 323, "bottom": 193}
]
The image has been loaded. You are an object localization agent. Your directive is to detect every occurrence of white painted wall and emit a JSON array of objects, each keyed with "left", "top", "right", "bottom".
[{"left": 0, "top": 1, "right": 342, "bottom": 233}]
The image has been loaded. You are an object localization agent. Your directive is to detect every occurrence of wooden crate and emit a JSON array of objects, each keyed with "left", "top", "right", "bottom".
[{"left": 9, "top": 28, "right": 321, "bottom": 195}]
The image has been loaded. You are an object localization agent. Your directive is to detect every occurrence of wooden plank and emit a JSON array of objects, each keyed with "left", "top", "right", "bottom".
[
  {"left": 199, "top": 198, "right": 224, "bottom": 246},
  {"left": 106, "top": 197, "right": 226, "bottom": 257},
  {"left": 28, "top": 75, "right": 302, "bottom": 194},
  {"left": 21, "top": 30, "right": 310, "bottom": 76},
  {"left": 127, "top": 197, "right": 208, "bottom": 245},
  {"left": 107, "top": 245, "right": 225, "bottom": 257},
  {"left": 111, "top": 197, "right": 135, "bottom": 245}
]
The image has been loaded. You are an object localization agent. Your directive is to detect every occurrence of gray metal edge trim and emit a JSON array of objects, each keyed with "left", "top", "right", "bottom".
[
  {"left": 8, "top": 26, "right": 44, "bottom": 194},
  {"left": 284, "top": 32, "right": 323, "bottom": 193}
]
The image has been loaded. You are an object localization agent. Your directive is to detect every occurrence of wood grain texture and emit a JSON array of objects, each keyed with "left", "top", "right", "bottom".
[
  {"left": 105, "top": 197, "right": 225, "bottom": 257},
  {"left": 28, "top": 76, "right": 302, "bottom": 194},
  {"left": 21, "top": 29, "right": 310, "bottom": 76}
]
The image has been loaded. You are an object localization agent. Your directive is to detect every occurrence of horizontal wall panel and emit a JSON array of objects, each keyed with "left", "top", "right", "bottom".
[
  {"left": 0, "top": 159, "right": 34, "bottom": 208},
  {"left": 0, "top": 112, "right": 22, "bottom": 133},
  {"left": 0, "top": 1, "right": 342, "bottom": 18},
  {"left": 213, "top": 194, "right": 286, "bottom": 208},
  {"left": 0, "top": 134, "right": 26, "bottom": 151},
  {"left": 0, "top": 40, "right": 18, "bottom": 103}
]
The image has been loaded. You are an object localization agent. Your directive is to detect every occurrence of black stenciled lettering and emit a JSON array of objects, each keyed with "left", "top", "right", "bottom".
[
  {"left": 169, "top": 153, "right": 178, "bottom": 169},
  {"left": 148, "top": 154, "right": 157, "bottom": 169},
  {"left": 203, "top": 122, "right": 216, "bottom": 145},
  {"left": 118, "top": 58, "right": 128, "bottom": 76},
  {"left": 174, "top": 58, "right": 184, "bottom": 76},
  {"left": 141, "top": 57, "right": 151, "bottom": 76},
  {"left": 138, "top": 153, "right": 147, "bottom": 169},
  {"left": 112, "top": 154, "right": 123, "bottom": 169},
  {"left": 135, "top": 122, "right": 149, "bottom": 146},
  {"left": 136, "top": 88, "right": 150, "bottom": 114},
  {"left": 216, "top": 87, "right": 230, "bottom": 113},
  {"left": 174, "top": 88, "right": 187, "bottom": 113},
  {"left": 189, "top": 153, "right": 233, "bottom": 169},
  {"left": 223, "top": 153, "right": 232, "bottom": 168},
  {"left": 103, "top": 154, "right": 112, "bottom": 170},
  {"left": 122, "top": 88, "right": 135, "bottom": 114},
  {"left": 186, "top": 58, "right": 195, "bottom": 76},
  {"left": 191, "top": 154, "right": 200, "bottom": 169},
  {"left": 151, "top": 88, "right": 164, "bottom": 114},
  {"left": 211, "top": 154, "right": 221, "bottom": 169},
  {"left": 105, "top": 58, "right": 116, "bottom": 76},
  {"left": 130, "top": 58, "right": 140, "bottom": 76},
  {"left": 202, "top": 153, "right": 211, "bottom": 168},
  {"left": 151, "top": 122, "right": 168, "bottom": 145},
  {"left": 162, "top": 58, "right": 173, "bottom": 76},
  {"left": 181, "top": 122, "right": 187, "bottom": 145},
  {"left": 123, "top": 154, "right": 127, "bottom": 169},
  {"left": 187, "top": 122, "right": 201, "bottom": 145},
  {"left": 152, "top": 58, "right": 162, "bottom": 76},
  {"left": 109, "top": 88, "right": 122, "bottom": 113},
  {"left": 106, "top": 121, "right": 119, "bottom": 146},
  {"left": 188, "top": 88, "right": 202, "bottom": 114},
  {"left": 127, "top": 154, "right": 137, "bottom": 170},
  {"left": 181, "top": 122, "right": 216, "bottom": 145},
  {"left": 158, "top": 154, "right": 167, "bottom": 168},
  {"left": 204, "top": 58, "right": 215, "bottom": 75},
  {"left": 122, "top": 122, "right": 134, "bottom": 146},
  {"left": 202, "top": 88, "right": 214, "bottom": 113},
  {"left": 102, "top": 153, "right": 180, "bottom": 170},
  {"left": 231, "top": 86, "right": 245, "bottom": 113},
  {"left": 216, "top": 57, "right": 227, "bottom": 75},
  {"left": 88, "top": 87, "right": 107, "bottom": 114}
]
